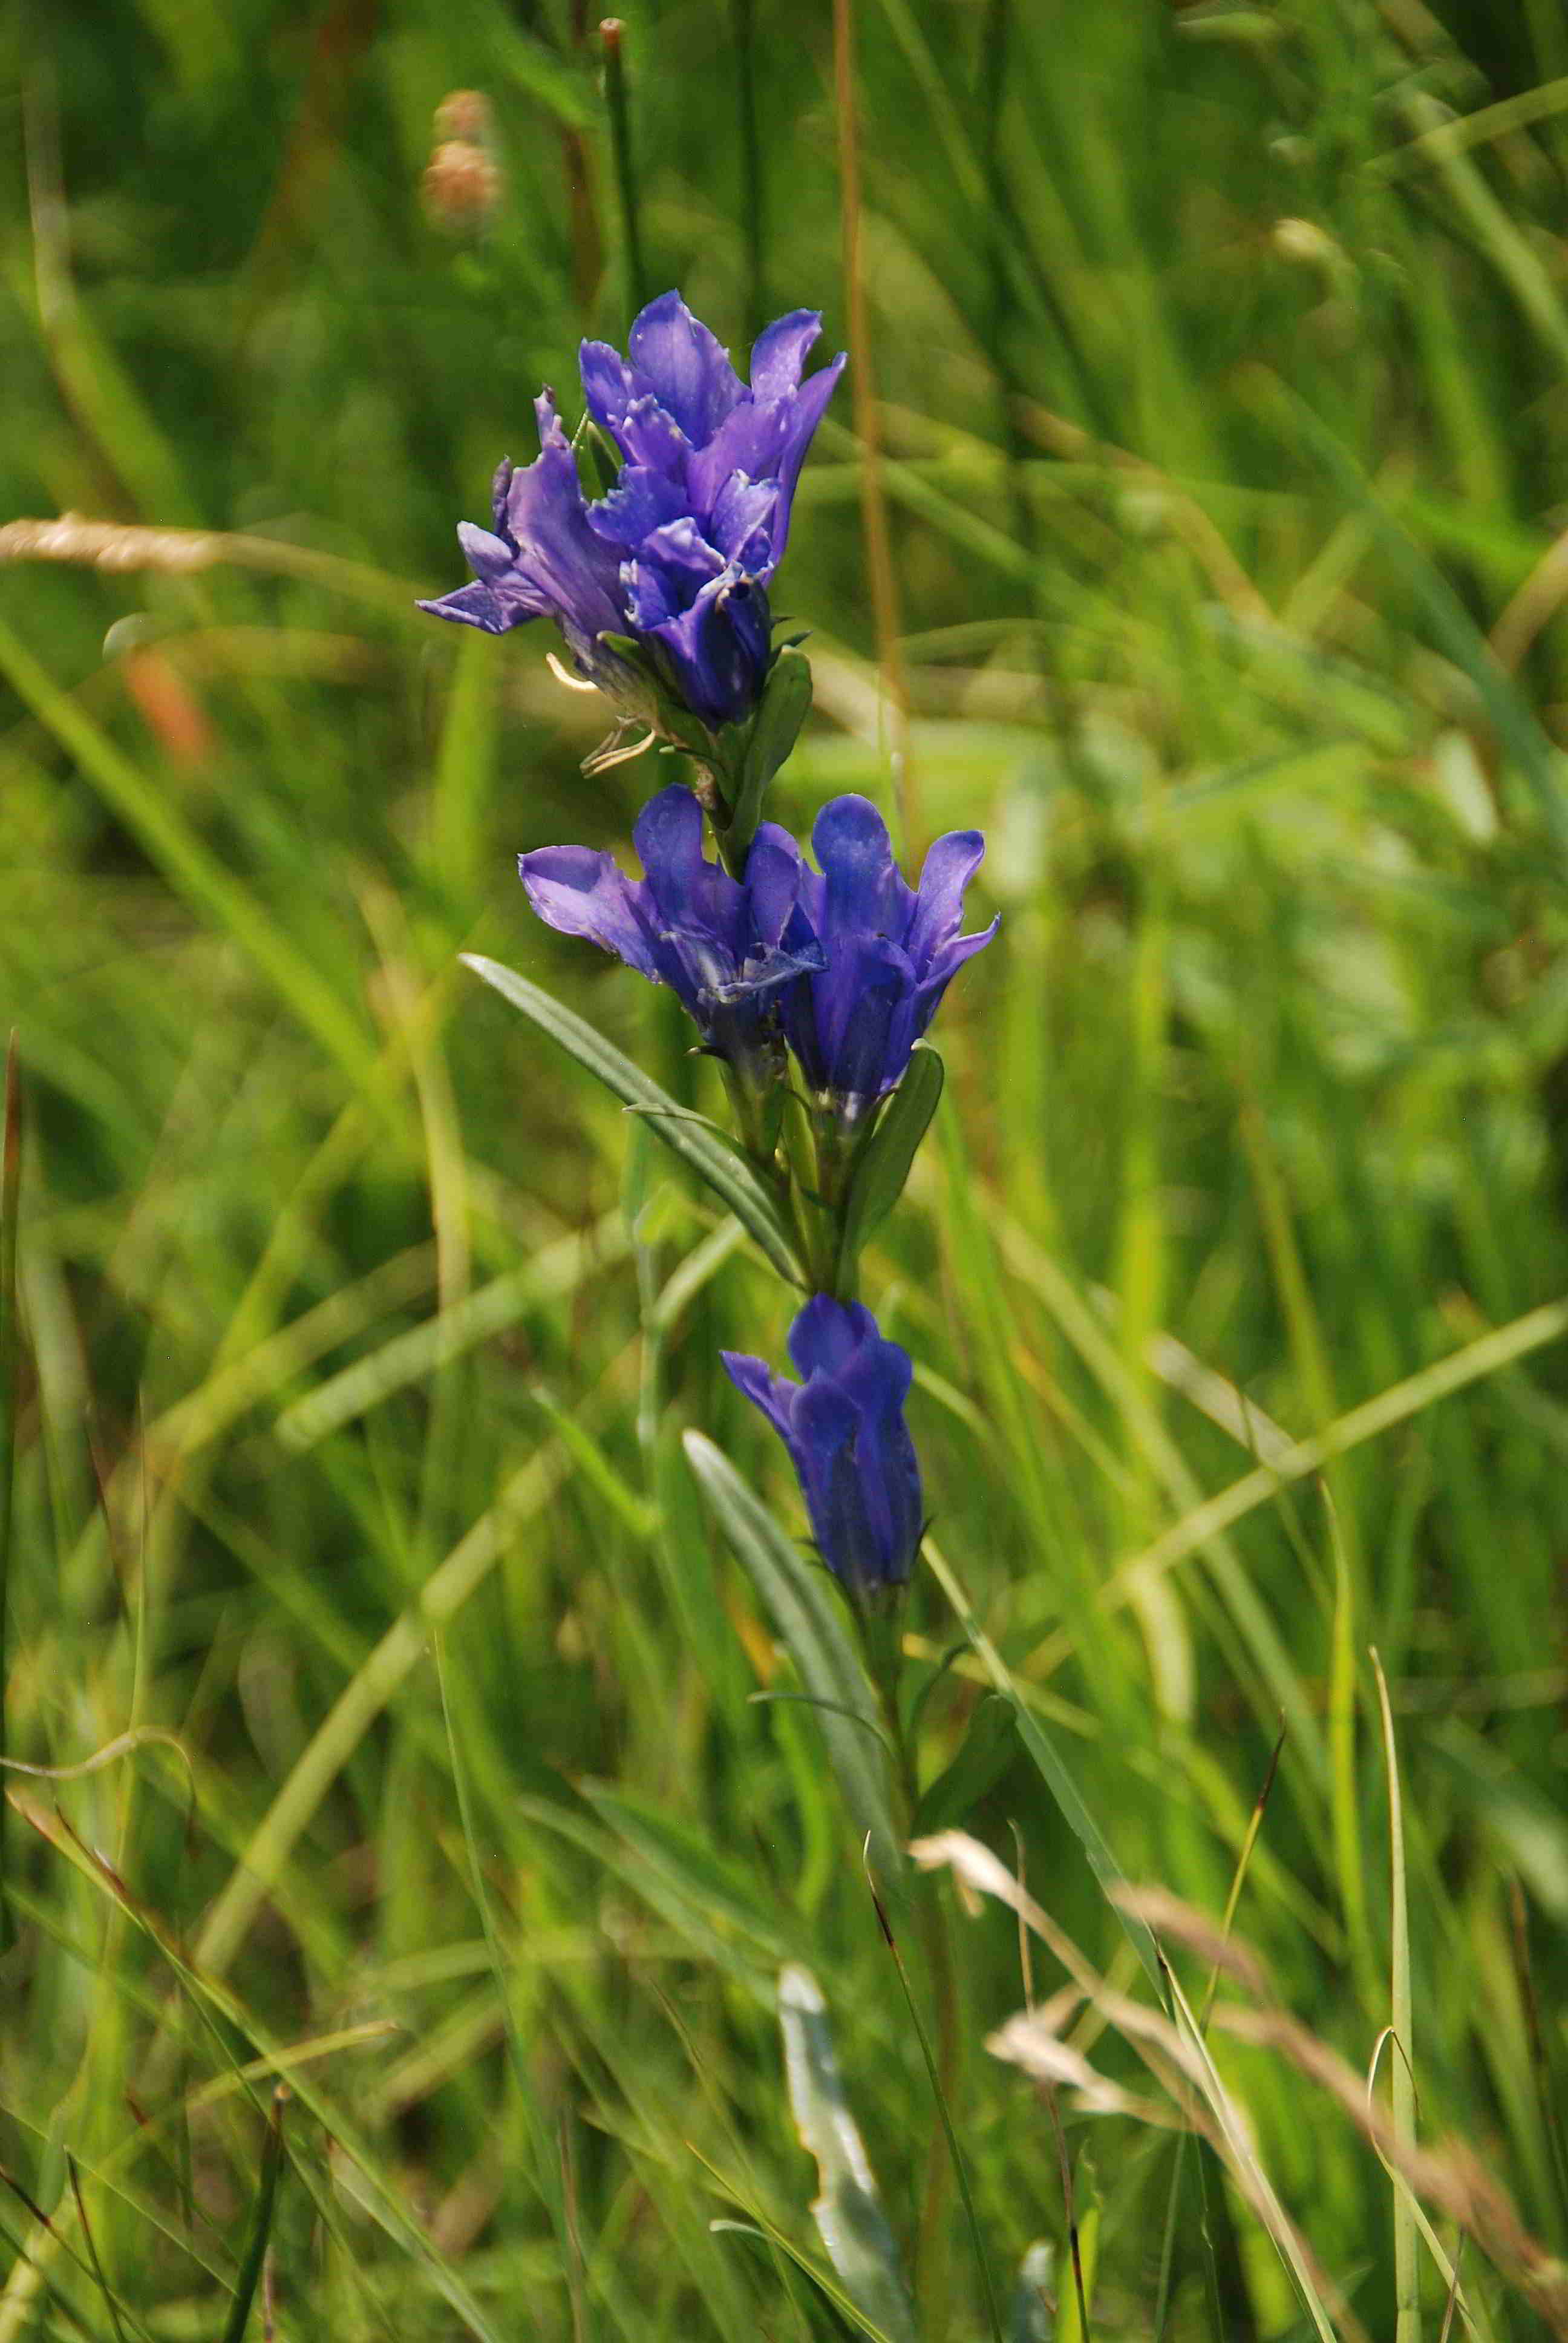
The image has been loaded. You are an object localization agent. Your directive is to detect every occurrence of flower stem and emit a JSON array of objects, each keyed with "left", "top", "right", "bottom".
[
  {"left": 730, "top": 0, "right": 765, "bottom": 340},
  {"left": 865, "top": 1620, "right": 1000, "bottom": 2343}
]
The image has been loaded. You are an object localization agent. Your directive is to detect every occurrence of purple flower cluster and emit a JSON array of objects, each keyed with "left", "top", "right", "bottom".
[
  {"left": 519, "top": 782, "right": 991, "bottom": 1602},
  {"left": 519, "top": 787, "right": 995, "bottom": 1112},
  {"left": 420, "top": 292, "right": 844, "bottom": 730},
  {"left": 440, "top": 292, "right": 993, "bottom": 1604}
]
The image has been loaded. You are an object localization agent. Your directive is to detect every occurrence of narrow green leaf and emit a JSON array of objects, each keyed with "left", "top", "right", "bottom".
[
  {"left": 682, "top": 1432, "right": 902, "bottom": 1889},
  {"left": 530, "top": 1389, "right": 659, "bottom": 1541},
  {"left": 911, "top": 1695, "right": 1017, "bottom": 1836},
  {"left": 922, "top": 1539, "right": 1163, "bottom": 1994},
  {"left": 580, "top": 1780, "right": 800, "bottom": 1964},
  {"left": 462, "top": 955, "right": 802, "bottom": 1286},
  {"left": 1267, "top": 385, "right": 1568, "bottom": 859},
  {"left": 779, "top": 1965, "right": 918, "bottom": 2343},
  {"left": 220, "top": 2089, "right": 286, "bottom": 2343},
  {"left": 0, "top": 1037, "right": 18, "bottom": 1953},
  {"left": 837, "top": 1045, "right": 944, "bottom": 1282},
  {"left": 1373, "top": 1650, "right": 1422, "bottom": 2343},
  {"left": 729, "top": 649, "right": 814, "bottom": 853},
  {"left": 0, "top": 620, "right": 376, "bottom": 1087}
]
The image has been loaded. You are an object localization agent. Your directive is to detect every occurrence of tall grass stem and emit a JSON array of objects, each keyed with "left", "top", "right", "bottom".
[
  {"left": 601, "top": 20, "right": 650, "bottom": 313},
  {"left": 831, "top": 0, "right": 915, "bottom": 848}
]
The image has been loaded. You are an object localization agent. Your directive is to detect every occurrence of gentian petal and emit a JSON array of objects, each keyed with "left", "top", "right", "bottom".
[
  {"left": 710, "top": 473, "right": 780, "bottom": 568},
  {"left": 497, "top": 415, "right": 627, "bottom": 644},
  {"left": 708, "top": 473, "right": 778, "bottom": 569},
  {"left": 907, "top": 830, "right": 987, "bottom": 969},
  {"left": 847, "top": 1402, "right": 923, "bottom": 1586},
  {"left": 416, "top": 578, "right": 533, "bottom": 634},
  {"left": 814, "top": 936, "right": 913, "bottom": 1103},
  {"left": 631, "top": 784, "right": 717, "bottom": 930},
  {"left": 457, "top": 522, "right": 517, "bottom": 580},
  {"left": 767, "top": 352, "right": 846, "bottom": 562},
  {"left": 685, "top": 401, "right": 792, "bottom": 525},
  {"left": 744, "top": 825, "right": 808, "bottom": 950},
  {"left": 749, "top": 309, "right": 823, "bottom": 401},
  {"left": 910, "top": 918, "right": 999, "bottom": 1040},
  {"left": 811, "top": 795, "right": 914, "bottom": 943},
  {"left": 586, "top": 465, "right": 689, "bottom": 546},
  {"left": 636, "top": 516, "right": 728, "bottom": 591},
  {"left": 489, "top": 456, "right": 516, "bottom": 536},
  {"left": 792, "top": 1377, "right": 861, "bottom": 1575},
  {"left": 789, "top": 1295, "right": 877, "bottom": 1378},
  {"left": 578, "top": 340, "right": 644, "bottom": 439},
  {"left": 516, "top": 844, "right": 661, "bottom": 980},
  {"left": 628, "top": 291, "right": 745, "bottom": 444},
  {"left": 616, "top": 394, "right": 691, "bottom": 479},
  {"left": 720, "top": 1351, "right": 799, "bottom": 1445}
]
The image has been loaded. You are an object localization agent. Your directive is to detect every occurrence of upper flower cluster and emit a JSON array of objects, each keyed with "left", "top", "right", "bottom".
[
  {"left": 518, "top": 787, "right": 996, "bottom": 1112},
  {"left": 420, "top": 292, "right": 844, "bottom": 732}
]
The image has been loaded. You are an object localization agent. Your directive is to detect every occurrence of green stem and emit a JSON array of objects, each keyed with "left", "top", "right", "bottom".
[
  {"left": 599, "top": 20, "right": 649, "bottom": 313},
  {"left": 0, "top": 1037, "right": 18, "bottom": 1954},
  {"left": 730, "top": 0, "right": 765, "bottom": 339},
  {"left": 804, "top": 1107, "right": 868, "bottom": 1302},
  {"left": 864, "top": 1620, "right": 1000, "bottom": 2343}
]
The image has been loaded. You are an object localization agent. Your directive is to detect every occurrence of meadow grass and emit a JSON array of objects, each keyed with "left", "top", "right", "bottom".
[{"left": 3, "top": 0, "right": 1568, "bottom": 2334}]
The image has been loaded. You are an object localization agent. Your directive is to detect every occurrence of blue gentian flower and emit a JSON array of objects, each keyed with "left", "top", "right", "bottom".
[
  {"left": 779, "top": 796, "right": 998, "bottom": 1117},
  {"left": 722, "top": 1297, "right": 923, "bottom": 1598},
  {"left": 420, "top": 292, "right": 844, "bottom": 732},
  {"left": 517, "top": 783, "right": 824, "bottom": 1084}
]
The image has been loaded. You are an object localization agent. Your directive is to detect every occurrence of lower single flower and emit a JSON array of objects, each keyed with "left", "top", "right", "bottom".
[{"left": 722, "top": 1296, "right": 923, "bottom": 1601}]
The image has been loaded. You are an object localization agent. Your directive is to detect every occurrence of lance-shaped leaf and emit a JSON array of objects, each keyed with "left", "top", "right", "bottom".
[
  {"left": 779, "top": 1965, "right": 918, "bottom": 2343},
  {"left": 836, "top": 1043, "right": 944, "bottom": 1285},
  {"left": 463, "top": 955, "right": 802, "bottom": 1286},
  {"left": 912, "top": 1693, "right": 1017, "bottom": 1837},
  {"left": 726, "top": 647, "right": 813, "bottom": 857},
  {"left": 682, "top": 1430, "right": 901, "bottom": 1891}
]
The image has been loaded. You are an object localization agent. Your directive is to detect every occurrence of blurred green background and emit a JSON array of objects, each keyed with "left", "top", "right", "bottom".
[{"left": 4, "top": 0, "right": 1568, "bottom": 2335}]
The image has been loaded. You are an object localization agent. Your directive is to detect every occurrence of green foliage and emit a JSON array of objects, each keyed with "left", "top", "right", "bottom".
[
  {"left": 3, "top": 1, "right": 1568, "bottom": 2337},
  {"left": 835, "top": 1042, "right": 945, "bottom": 1290}
]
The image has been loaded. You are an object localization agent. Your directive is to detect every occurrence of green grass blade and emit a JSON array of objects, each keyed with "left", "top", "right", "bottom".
[
  {"left": 463, "top": 955, "right": 803, "bottom": 1285},
  {"left": 837, "top": 1044, "right": 944, "bottom": 1286},
  {"left": 218, "top": 2089, "right": 285, "bottom": 2343},
  {"left": 921, "top": 1539, "right": 1163, "bottom": 1995},
  {"left": 682, "top": 1432, "right": 902, "bottom": 1890},
  {"left": 0, "top": 620, "right": 376, "bottom": 1087},
  {"left": 1373, "top": 1651, "right": 1422, "bottom": 2343},
  {"left": 778, "top": 1964, "right": 919, "bottom": 2343},
  {"left": 0, "top": 1038, "right": 18, "bottom": 1955}
]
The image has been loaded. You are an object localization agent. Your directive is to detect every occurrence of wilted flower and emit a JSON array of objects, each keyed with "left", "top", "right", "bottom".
[
  {"left": 420, "top": 290, "right": 844, "bottom": 733},
  {"left": 779, "top": 796, "right": 996, "bottom": 1117},
  {"left": 517, "top": 783, "right": 823, "bottom": 1087},
  {"left": 722, "top": 1297, "right": 923, "bottom": 1598}
]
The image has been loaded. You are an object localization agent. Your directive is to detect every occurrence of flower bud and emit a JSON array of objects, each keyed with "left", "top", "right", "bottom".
[
  {"left": 724, "top": 1299, "right": 923, "bottom": 1601},
  {"left": 422, "top": 139, "right": 501, "bottom": 235},
  {"left": 433, "top": 89, "right": 492, "bottom": 144}
]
